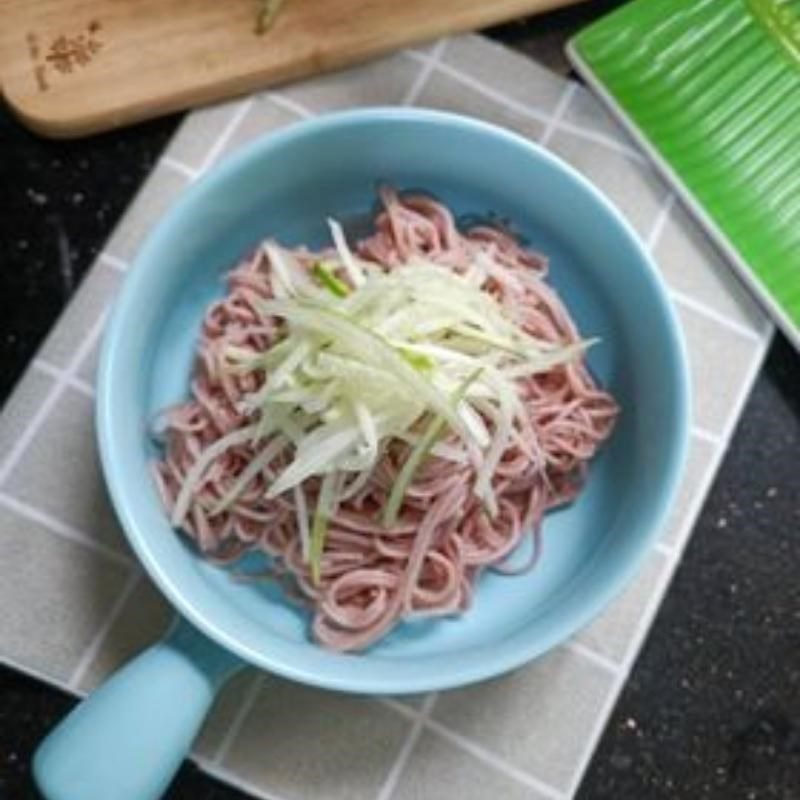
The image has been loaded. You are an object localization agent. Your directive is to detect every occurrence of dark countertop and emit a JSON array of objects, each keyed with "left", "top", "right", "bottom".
[{"left": 1, "top": 3, "right": 799, "bottom": 799}]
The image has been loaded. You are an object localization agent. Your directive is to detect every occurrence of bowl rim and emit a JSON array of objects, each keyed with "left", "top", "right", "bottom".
[{"left": 97, "top": 106, "right": 690, "bottom": 693}]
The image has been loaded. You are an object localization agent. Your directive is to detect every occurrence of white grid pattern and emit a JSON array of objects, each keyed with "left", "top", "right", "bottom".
[
  {"left": 375, "top": 693, "right": 439, "bottom": 800},
  {"left": 0, "top": 311, "right": 105, "bottom": 486},
  {"left": 67, "top": 570, "right": 142, "bottom": 690},
  {"left": 539, "top": 83, "right": 578, "bottom": 147},
  {"left": 99, "top": 252, "right": 129, "bottom": 273},
  {"left": 0, "top": 35, "right": 773, "bottom": 800},
  {"left": 209, "top": 674, "right": 266, "bottom": 769},
  {"left": 405, "top": 48, "right": 647, "bottom": 165},
  {"left": 0, "top": 491, "right": 131, "bottom": 568},
  {"left": 32, "top": 358, "right": 95, "bottom": 398},
  {"left": 378, "top": 698, "right": 564, "bottom": 800},
  {"left": 402, "top": 40, "right": 448, "bottom": 106}
]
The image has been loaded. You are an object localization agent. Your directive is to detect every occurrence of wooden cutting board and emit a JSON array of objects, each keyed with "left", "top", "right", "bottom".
[{"left": 0, "top": 0, "right": 584, "bottom": 138}]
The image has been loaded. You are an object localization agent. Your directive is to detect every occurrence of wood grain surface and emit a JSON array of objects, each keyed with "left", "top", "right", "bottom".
[{"left": 0, "top": 0, "right": 587, "bottom": 138}]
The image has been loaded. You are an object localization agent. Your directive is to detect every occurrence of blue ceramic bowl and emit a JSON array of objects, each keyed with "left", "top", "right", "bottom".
[
  {"left": 35, "top": 109, "right": 689, "bottom": 800},
  {"left": 101, "top": 108, "right": 689, "bottom": 693}
]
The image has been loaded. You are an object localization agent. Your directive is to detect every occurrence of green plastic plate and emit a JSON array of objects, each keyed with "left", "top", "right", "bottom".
[{"left": 569, "top": 0, "right": 800, "bottom": 349}]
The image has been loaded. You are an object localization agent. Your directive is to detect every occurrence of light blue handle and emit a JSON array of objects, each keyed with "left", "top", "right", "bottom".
[{"left": 33, "top": 618, "right": 243, "bottom": 800}]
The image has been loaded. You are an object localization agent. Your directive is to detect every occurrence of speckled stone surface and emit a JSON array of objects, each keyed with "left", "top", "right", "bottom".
[
  {"left": 0, "top": 112, "right": 178, "bottom": 399},
  {"left": 577, "top": 335, "right": 800, "bottom": 800},
  {"left": 1, "top": 5, "right": 799, "bottom": 800}
]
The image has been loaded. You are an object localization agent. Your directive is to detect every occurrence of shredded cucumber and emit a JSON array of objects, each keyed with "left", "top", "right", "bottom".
[
  {"left": 219, "top": 227, "right": 591, "bottom": 578},
  {"left": 383, "top": 370, "right": 482, "bottom": 528}
]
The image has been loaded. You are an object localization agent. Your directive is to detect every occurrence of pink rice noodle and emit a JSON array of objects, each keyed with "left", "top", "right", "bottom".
[{"left": 153, "top": 187, "right": 618, "bottom": 652}]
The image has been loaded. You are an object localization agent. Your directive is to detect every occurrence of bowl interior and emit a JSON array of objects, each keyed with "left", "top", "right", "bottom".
[{"left": 99, "top": 109, "right": 688, "bottom": 694}]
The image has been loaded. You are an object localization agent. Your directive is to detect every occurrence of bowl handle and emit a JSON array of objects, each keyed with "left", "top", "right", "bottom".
[{"left": 33, "top": 617, "right": 243, "bottom": 800}]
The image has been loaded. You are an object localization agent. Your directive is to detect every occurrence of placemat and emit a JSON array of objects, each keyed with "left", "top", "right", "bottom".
[{"left": 0, "top": 35, "right": 773, "bottom": 800}]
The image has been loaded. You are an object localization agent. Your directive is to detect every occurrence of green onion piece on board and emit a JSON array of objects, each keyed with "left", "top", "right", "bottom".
[{"left": 255, "top": 0, "right": 286, "bottom": 35}]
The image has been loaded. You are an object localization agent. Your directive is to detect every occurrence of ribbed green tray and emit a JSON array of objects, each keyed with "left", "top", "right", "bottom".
[{"left": 569, "top": 0, "right": 800, "bottom": 349}]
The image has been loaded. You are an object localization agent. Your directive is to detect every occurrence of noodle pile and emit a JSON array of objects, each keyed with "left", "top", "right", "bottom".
[{"left": 153, "top": 188, "right": 618, "bottom": 651}]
